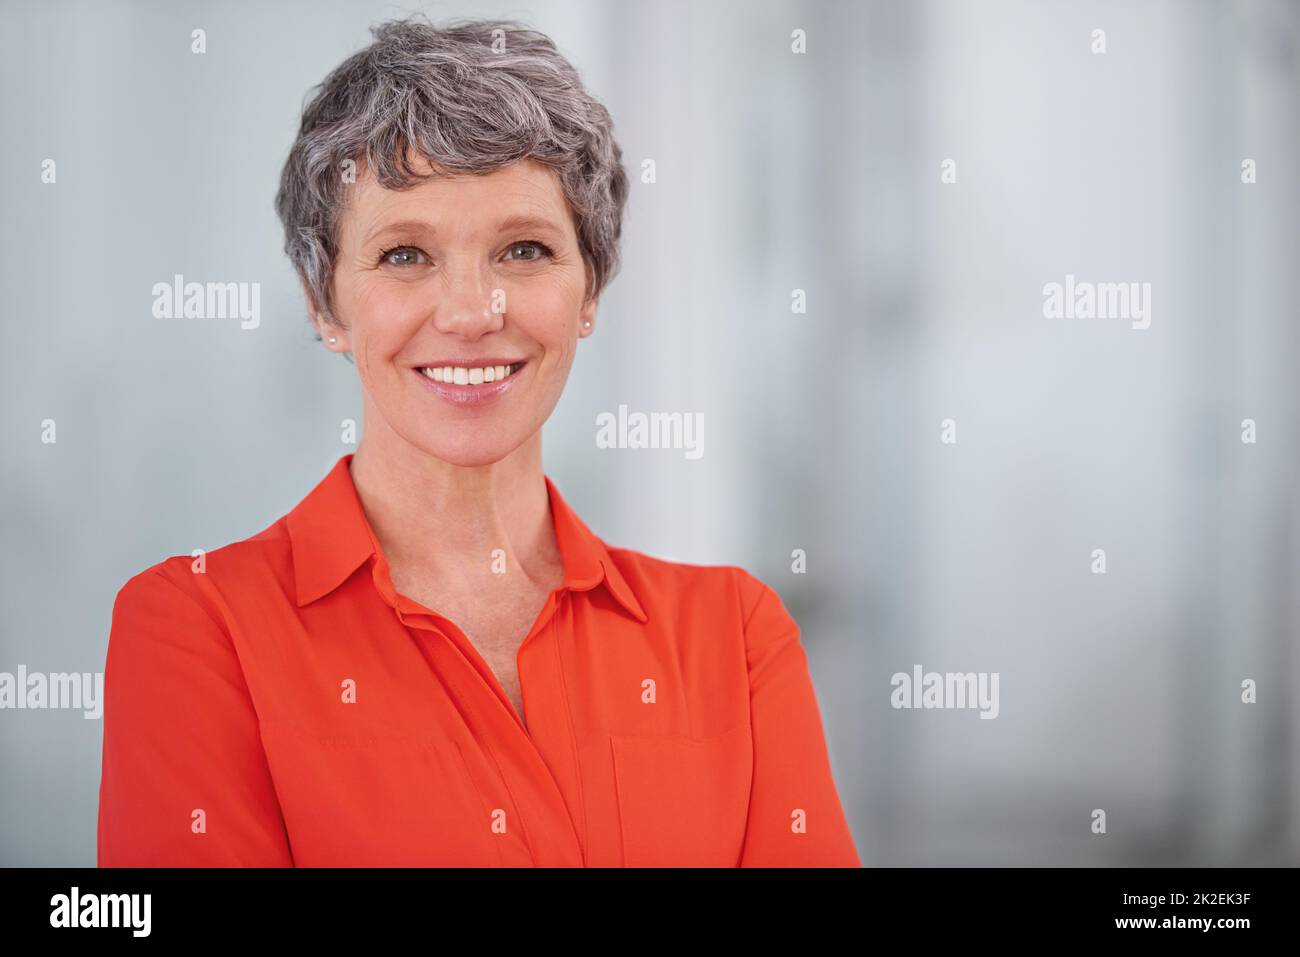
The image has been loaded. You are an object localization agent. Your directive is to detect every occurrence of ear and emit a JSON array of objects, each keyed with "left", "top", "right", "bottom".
[
  {"left": 302, "top": 280, "right": 350, "bottom": 352},
  {"left": 578, "top": 295, "right": 598, "bottom": 337}
]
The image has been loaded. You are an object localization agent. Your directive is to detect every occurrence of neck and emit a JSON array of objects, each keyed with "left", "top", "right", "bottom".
[{"left": 348, "top": 413, "right": 559, "bottom": 591}]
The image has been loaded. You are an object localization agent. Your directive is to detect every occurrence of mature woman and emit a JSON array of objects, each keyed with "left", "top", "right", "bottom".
[{"left": 97, "top": 17, "right": 859, "bottom": 867}]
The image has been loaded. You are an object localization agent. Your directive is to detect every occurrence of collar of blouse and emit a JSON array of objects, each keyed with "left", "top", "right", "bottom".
[{"left": 284, "top": 453, "right": 649, "bottom": 624}]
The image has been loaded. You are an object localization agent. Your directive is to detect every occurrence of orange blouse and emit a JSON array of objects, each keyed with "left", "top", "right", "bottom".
[{"left": 97, "top": 454, "right": 860, "bottom": 867}]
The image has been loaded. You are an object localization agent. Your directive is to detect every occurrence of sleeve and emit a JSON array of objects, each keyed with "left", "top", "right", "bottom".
[
  {"left": 97, "top": 565, "right": 295, "bottom": 866},
  {"left": 736, "top": 573, "right": 861, "bottom": 867}
]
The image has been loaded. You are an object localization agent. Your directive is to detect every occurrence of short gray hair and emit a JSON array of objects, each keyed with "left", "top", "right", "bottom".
[{"left": 274, "top": 16, "right": 629, "bottom": 328}]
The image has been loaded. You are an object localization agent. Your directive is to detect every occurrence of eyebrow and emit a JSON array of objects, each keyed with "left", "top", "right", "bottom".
[
  {"left": 492, "top": 215, "right": 567, "bottom": 238},
  {"left": 363, "top": 215, "right": 567, "bottom": 245}
]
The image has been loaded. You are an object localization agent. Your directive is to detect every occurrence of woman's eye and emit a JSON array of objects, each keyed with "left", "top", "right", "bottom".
[
  {"left": 506, "top": 241, "right": 552, "bottom": 262},
  {"left": 381, "top": 246, "right": 427, "bottom": 266}
]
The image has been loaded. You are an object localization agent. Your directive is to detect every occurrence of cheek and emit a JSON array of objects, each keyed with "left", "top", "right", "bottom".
[
  {"left": 508, "top": 280, "right": 581, "bottom": 351},
  {"left": 346, "top": 281, "right": 428, "bottom": 359}
]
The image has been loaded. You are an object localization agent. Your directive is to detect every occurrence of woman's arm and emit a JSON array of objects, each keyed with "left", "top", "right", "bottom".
[
  {"left": 97, "top": 564, "right": 294, "bottom": 866},
  {"left": 737, "top": 573, "right": 861, "bottom": 867}
]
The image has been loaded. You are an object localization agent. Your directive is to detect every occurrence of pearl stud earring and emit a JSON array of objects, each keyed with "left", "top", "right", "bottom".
[{"left": 328, "top": 337, "right": 337, "bottom": 344}]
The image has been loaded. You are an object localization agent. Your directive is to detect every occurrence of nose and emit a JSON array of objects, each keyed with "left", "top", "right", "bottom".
[{"left": 430, "top": 255, "right": 505, "bottom": 339}]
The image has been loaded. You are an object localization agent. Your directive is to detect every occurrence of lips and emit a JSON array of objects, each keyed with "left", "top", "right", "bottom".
[{"left": 411, "top": 360, "right": 527, "bottom": 407}]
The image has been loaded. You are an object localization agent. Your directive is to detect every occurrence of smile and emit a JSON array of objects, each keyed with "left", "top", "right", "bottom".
[
  {"left": 412, "top": 360, "right": 527, "bottom": 407},
  {"left": 419, "top": 362, "right": 525, "bottom": 385}
]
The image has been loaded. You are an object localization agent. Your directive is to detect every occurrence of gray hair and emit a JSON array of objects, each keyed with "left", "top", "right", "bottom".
[{"left": 274, "top": 16, "right": 629, "bottom": 328}]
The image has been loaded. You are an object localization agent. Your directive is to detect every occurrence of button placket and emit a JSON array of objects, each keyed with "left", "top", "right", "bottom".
[{"left": 401, "top": 590, "right": 587, "bottom": 865}]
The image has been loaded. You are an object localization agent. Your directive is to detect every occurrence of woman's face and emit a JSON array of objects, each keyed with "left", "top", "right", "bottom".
[{"left": 318, "top": 156, "right": 597, "bottom": 467}]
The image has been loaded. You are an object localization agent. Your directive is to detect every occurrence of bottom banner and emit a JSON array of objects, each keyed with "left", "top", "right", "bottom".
[{"left": 0, "top": 866, "right": 1286, "bottom": 942}]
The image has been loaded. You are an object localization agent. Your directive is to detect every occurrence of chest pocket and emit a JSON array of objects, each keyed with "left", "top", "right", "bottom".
[{"left": 610, "top": 722, "right": 752, "bottom": 867}]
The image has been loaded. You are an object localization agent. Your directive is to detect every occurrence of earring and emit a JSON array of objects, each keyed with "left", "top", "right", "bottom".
[
  {"left": 582, "top": 321, "right": 591, "bottom": 331},
  {"left": 328, "top": 337, "right": 337, "bottom": 344}
]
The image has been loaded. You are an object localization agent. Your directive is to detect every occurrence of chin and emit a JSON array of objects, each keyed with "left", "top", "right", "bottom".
[{"left": 413, "top": 434, "right": 526, "bottom": 468}]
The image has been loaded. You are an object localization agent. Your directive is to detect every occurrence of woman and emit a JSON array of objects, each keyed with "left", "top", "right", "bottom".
[{"left": 97, "top": 17, "right": 859, "bottom": 867}]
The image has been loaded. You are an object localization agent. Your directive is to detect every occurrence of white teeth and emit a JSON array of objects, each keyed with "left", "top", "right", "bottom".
[{"left": 421, "top": 363, "right": 520, "bottom": 385}]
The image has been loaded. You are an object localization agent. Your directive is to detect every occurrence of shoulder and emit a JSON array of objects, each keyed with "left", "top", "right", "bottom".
[
  {"left": 603, "top": 544, "right": 794, "bottom": 632},
  {"left": 110, "top": 517, "right": 295, "bottom": 628}
]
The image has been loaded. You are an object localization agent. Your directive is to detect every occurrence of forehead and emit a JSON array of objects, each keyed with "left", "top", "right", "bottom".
[{"left": 340, "top": 154, "right": 574, "bottom": 241}]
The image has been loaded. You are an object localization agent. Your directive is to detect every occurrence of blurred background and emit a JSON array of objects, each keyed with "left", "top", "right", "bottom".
[{"left": 1, "top": 0, "right": 1296, "bottom": 866}]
